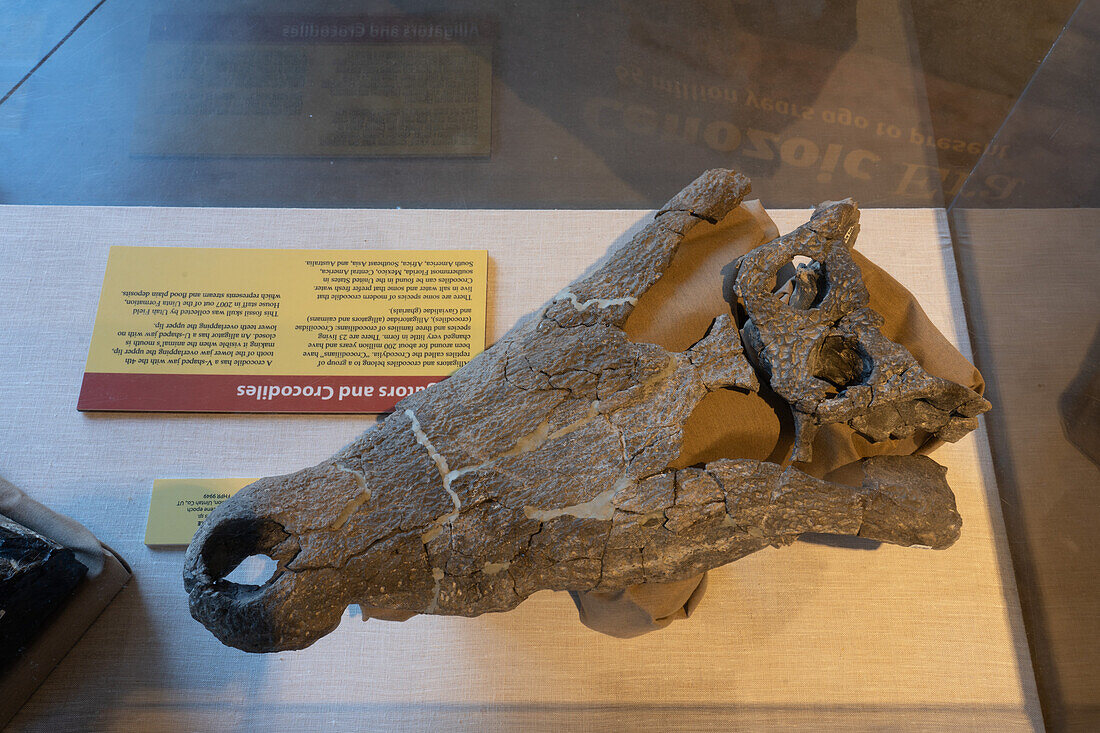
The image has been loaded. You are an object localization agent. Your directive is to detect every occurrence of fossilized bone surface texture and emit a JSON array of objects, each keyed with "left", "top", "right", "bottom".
[
  {"left": 732, "top": 200, "right": 991, "bottom": 462},
  {"left": 184, "top": 170, "right": 974, "bottom": 652}
]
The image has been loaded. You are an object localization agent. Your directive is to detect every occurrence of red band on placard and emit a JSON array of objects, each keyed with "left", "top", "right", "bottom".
[{"left": 77, "top": 373, "right": 445, "bottom": 413}]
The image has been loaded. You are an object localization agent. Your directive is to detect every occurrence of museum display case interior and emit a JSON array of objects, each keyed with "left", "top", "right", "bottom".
[{"left": 0, "top": 1, "right": 1095, "bottom": 730}]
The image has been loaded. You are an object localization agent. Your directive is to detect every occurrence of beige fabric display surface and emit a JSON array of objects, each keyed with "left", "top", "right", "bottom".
[
  {"left": 0, "top": 204, "right": 1040, "bottom": 730},
  {"left": 571, "top": 203, "right": 986, "bottom": 637}
]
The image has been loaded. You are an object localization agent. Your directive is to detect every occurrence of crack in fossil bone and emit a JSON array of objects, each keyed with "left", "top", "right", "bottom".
[
  {"left": 405, "top": 409, "right": 461, "bottom": 514},
  {"left": 424, "top": 566, "right": 445, "bottom": 613},
  {"left": 523, "top": 474, "right": 634, "bottom": 522},
  {"left": 420, "top": 524, "right": 445, "bottom": 544},
  {"left": 329, "top": 463, "right": 372, "bottom": 530},
  {"left": 554, "top": 289, "right": 638, "bottom": 312},
  {"left": 549, "top": 400, "right": 603, "bottom": 441},
  {"left": 286, "top": 527, "right": 409, "bottom": 573},
  {"left": 416, "top": 400, "right": 613, "bottom": 545}
]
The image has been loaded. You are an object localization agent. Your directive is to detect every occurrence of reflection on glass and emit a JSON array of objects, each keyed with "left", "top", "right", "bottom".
[
  {"left": 948, "top": 3, "right": 1100, "bottom": 728},
  {"left": 132, "top": 15, "right": 493, "bottom": 157},
  {"left": 0, "top": 4, "right": 1082, "bottom": 207}
]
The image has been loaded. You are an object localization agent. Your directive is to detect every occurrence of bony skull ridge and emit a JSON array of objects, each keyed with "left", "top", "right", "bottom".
[
  {"left": 184, "top": 170, "right": 985, "bottom": 652},
  {"left": 732, "top": 198, "right": 990, "bottom": 462}
]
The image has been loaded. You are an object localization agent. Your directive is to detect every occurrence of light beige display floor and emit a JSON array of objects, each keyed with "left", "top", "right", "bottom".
[{"left": 0, "top": 205, "right": 1039, "bottom": 731}]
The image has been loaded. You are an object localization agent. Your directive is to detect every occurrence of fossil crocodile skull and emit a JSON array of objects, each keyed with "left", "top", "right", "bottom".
[{"left": 184, "top": 170, "right": 981, "bottom": 652}]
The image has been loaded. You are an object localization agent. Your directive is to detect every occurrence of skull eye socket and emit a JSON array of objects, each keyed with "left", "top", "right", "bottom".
[
  {"left": 773, "top": 256, "right": 828, "bottom": 310},
  {"left": 813, "top": 335, "right": 870, "bottom": 396}
]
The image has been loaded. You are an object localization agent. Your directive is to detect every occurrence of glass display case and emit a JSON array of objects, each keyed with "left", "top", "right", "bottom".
[{"left": 0, "top": 1, "right": 1094, "bottom": 730}]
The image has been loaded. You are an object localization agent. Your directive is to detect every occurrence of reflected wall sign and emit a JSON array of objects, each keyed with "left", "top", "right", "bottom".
[{"left": 132, "top": 15, "right": 493, "bottom": 158}]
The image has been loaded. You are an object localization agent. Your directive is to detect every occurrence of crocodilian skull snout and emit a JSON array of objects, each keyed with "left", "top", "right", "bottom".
[
  {"left": 183, "top": 485, "right": 343, "bottom": 653},
  {"left": 183, "top": 458, "right": 438, "bottom": 652}
]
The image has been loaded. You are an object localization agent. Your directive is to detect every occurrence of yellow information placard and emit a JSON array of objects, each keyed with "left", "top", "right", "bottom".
[
  {"left": 79, "top": 247, "right": 487, "bottom": 412},
  {"left": 145, "top": 478, "right": 253, "bottom": 545}
]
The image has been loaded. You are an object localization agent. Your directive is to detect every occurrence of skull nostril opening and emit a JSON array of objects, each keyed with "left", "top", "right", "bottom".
[
  {"left": 200, "top": 516, "right": 289, "bottom": 582},
  {"left": 814, "top": 335, "right": 871, "bottom": 396},
  {"left": 224, "top": 554, "right": 279, "bottom": 587}
]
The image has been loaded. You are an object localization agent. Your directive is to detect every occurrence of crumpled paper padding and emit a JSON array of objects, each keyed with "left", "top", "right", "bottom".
[
  {"left": 0, "top": 476, "right": 111, "bottom": 577},
  {"left": 0, "top": 476, "right": 132, "bottom": 728}
]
